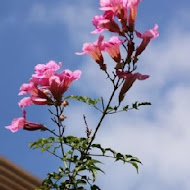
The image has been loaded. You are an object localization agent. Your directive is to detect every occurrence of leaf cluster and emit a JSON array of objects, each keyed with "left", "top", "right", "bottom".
[{"left": 31, "top": 136, "right": 141, "bottom": 190}]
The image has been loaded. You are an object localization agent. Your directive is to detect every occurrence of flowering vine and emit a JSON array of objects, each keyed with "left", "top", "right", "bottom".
[{"left": 6, "top": 0, "right": 158, "bottom": 189}]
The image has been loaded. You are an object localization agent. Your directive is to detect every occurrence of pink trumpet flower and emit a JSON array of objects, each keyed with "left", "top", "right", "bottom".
[
  {"left": 76, "top": 35, "right": 106, "bottom": 70},
  {"left": 100, "top": 0, "right": 127, "bottom": 20},
  {"left": 18, "top": 97, "right": 33, "bottom": 107},
  {"left": 117, "top": 70, "right": 149, "bottom": 103},
  {"left": 127, "top": 0, "right": 142, "bottom": 31},
  {"left": 49, "top": 69, "right": 81, "bottom": 103},
  {"left": 102, "top": 36, "right": 123, "bottom": 63},
  {"left": 91, "top": 11, "right": 121, "bottom": 34},
  {"left": 32, "top": 60, "right": 62, "bottom": 79},
  {"left": 19, "top": 82, "right": 52, "bottom": 106},
  {"left": 5, "top": 110, "right": 47, "bottom": 132},
  {"left": 19, "top": 60, "right": 81, "bottom": 106},
  {"left": 135, "top": 24, "right": 159, "bottom": 56}
]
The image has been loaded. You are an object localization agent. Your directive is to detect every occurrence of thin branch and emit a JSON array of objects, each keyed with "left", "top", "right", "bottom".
[
  {"left": 83, "top": 115, "right": 92, "bottom": 138},
  {"left": 82, "top": 78, "right": 121, "bottom": 158},
  {"left": 101, "top": 97, "right": 105, "bottom": 112},
  {"left": 45, "top": 128, "right": 59, "bottom": 137},
  {"left": 46, "top": 149, "right": 62, "bottom": 160},
  {"left": 93, "top": 105, "right": 103, "bottom": 113},
  {"left": 89, "top": 153, "right": 115, "bottom": 159}
]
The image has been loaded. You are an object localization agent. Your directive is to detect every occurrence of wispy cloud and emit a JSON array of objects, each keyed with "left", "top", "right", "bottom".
[{"left": 27, "top": 2, "right": 99, "bottom": 44}]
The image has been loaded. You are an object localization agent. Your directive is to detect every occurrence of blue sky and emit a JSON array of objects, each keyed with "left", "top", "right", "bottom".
[{"left": 1, "top": 0, "right": 190, "bottom": 189}]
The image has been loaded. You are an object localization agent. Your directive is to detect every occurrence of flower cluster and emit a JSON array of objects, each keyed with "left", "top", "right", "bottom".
[
  {"left": 6, "top": 60, "right": 81, "bottom": 132},
  {"left": 77, "top": 0, "right": 159, "bottom": 103}
]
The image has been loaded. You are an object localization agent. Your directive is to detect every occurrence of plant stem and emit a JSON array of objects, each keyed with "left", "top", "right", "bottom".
[
  {"left": 82, "top": 78, "right": 120, "bottom": 158},
  {"left": 55, "top": 105, "right": 69, "bottom": 170}
]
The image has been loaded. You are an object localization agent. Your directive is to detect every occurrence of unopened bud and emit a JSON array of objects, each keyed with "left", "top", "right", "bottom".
[
  {"left": 62, "top": 100, "right": 69, "bottom": 107},
  {"left": 115, "top": 62, "right": 124, "bottom": 70},
  {"left": 59, "top": 115, "right": 67, "bottom": 121}
]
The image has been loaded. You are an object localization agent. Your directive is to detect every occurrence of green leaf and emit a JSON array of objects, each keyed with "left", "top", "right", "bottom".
[
  {"left": 123, "top": 105, "right": 129, "bottom": 111},
  {"left": 90, "top": 165, "right": 105, "bottom": 174},
  {"left": 104, "top": 148, "right": 116, "bottom": 157},
  {"left": 76, "top": 187, "right": 86, "bottom": 190},
  {"left": 58, "top": 167, "right": 64, "bottom": 173},
  {"left": 76, "top": 179, "right": 87, "bottom": 185},
  {"left": 138, "top": 102, "right": 151, "bottom": 106},
  {"left": 107, "top": 106, "right": 114, "bottom": 111},
  {"left": 129, "top": 161, "right": 139, "bottom": 173},
  {"left": 132, "top": 101, "right": 151, "bottom": 110},
  {"left": 132, "top": 101, "right": 138, "bottom": 109},
  {"left": 92, "top": 144, "right": 106, "bottom": 155},
  {"left": 91, "top": 185, "right": 101, "bottom": 190},
  {"left": 65, "top": 95, "right": 100, "bottom": 106},
  {"left": 91, "top": 169, "right": 97, "bottom": 182},
  {"left": 86, "top": 159, "right": 103, "bottom": 165}
]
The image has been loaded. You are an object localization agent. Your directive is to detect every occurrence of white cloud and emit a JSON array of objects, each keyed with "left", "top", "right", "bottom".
[{"left": 28, "top": 2, "right": 99, "bottom": 44}]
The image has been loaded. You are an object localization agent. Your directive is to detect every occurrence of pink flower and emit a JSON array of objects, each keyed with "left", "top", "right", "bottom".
[
  {"left": 18, "top": 97, "right": 33, "bottom": 107},
  {"left": 19, "top": 60, "right": 81, "bottom": 106},
  {"left": 5, "top": 118, "right": 47, "bottom": 132},
  {"left": 19, "top": 81, "right": 52, "bottom": 106},
  {"left": 5, "top": 117, "right": 25, "bottom": 132},
  {"left": 135, "top": 24, "right": 159, "bottom": 56},
  {"left": 125, "top": 0, "right": 142, "bottom": 8},
  {"left": 5, "top": 111, "right": 47, "bottom": 132},
  {"left": 117, "top": 70, "right": 149, "bottom": 102},
  {"left": 76, "top": 35, "right": 106, "bottom": 70},
  {"left": 32, "top": 60, "right": 62, "bottom": 79},
  {"left": 91, "top": 11, "right": 121, "bottom": 34},
  {"left": 31, "top": 61, "right": 62, "bottom": 88},
  {"left": 100, "top": 0, "right": 127, "bottom": 20},
  {"left": 127, "top": 0, "right": 142, "bottom": 31},
  {"left": 102, "top": 36, "right": 123, "bottom": 63},
  {"left": 100, "top": 0, "right": 122, "bottom": 11},
  {"left": 23, "top": 121, "right": 47, "bottom": 131},
  {"left": 49, "top": 70, "right": 81, "bottom": 103},
  {"left": 19, "top": 82, "right": 38, "bottom": 96}
]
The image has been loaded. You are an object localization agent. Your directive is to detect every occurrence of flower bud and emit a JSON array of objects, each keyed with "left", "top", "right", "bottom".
[
  {"left": 59, "top": 115, "right": 67, "bottom": 121},
  {"left": 115, "top": 62, "right": 124, "bottom": 70},
  {"left": 62, "top": 100, "right": 69, "bottom": 107}
]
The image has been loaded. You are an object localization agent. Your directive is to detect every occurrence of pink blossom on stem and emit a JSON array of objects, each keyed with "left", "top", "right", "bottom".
[
  {"left": 91, "top": 11, "right": 121, "bottom": 34},
  {"left": 19, "top": 82, "right": 38, "bottom": 96},
  {"left": 135, "top": 24, "right": 159, "bottom": 56},
  {"left": 31, "top": 61, "right": 62, "bottom": 88},
  {"left": 5, "top": 117, "right": 25, "bottom": 132},
  {"left": 125, "top": 0, "right": 142, "bottom": 8},
  {"left": 5, "top": 118, "right": 47, "bottom": 132},
  {"left": 19, "top": 81, "right": 52, "bottom": 106},
  {"left": 100, "top": 0, "right": 127, "bottom": 20},
  {"left": 102, "top": 36, "right": 123, "bottom": 63},
  {"left": 49, "top": 70, "right": 81, "bottom": 103},
  {"left": 5, "top": 110, "right": 47, "bottom": 132},
  {"left": 127, "top": 0, "right": 142, "bottom": 31},
  {"left": 23, "top": 121, "right": 47, "bottom": 131},
  {"left": 32, "top": 60, "right": 62, "bottom": 79},
  {"left": 18, "top": 97, "right": 33, "bottom": 107},
  {"left": 76, "top": 35, "right": 106, "bottom": 70},
  {"left": 19, "top": 61, "right": 81, "bottom": 106},
  {"left": 117, "top": 70, "right": 149, "bottom": 103}
]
